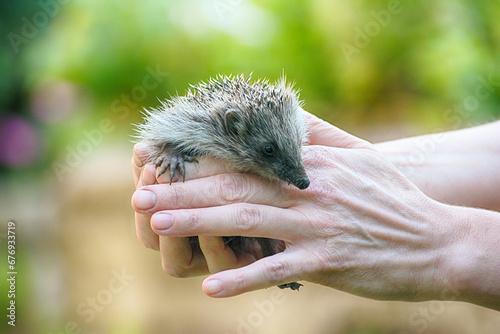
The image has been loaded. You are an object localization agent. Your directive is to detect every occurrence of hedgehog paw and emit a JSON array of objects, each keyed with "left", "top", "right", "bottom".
[
  {"left": 277, "top": 282, "right": 303, "bottom": 291},
  {"left": 155, "top": 151, "right": 198, "bottom": 183}
]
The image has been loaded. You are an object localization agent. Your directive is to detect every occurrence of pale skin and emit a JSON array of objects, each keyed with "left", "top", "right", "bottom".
[{"left": 131, "top": 111, "right": 500, "bottom": 311}]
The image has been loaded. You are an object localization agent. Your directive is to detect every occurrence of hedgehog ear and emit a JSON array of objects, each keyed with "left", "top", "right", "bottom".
[{"left": 225, "top": 109, "right": 243, "bottom": 136}]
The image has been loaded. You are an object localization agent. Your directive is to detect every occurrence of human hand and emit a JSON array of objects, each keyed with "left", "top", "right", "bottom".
[
  {"left": 146, "top": 140, "right": 456, "bottom": 300},
  {"left": 131, "top": 112, "right": 456, "bottom": 300}
]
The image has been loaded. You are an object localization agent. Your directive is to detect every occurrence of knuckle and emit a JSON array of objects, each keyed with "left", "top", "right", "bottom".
[
  {"left": 232, "top": 273, "right": 248, "bottom": 293},
  {"left": 186, "top": 211, "right": 202, "bottom": 231},
  {"left": 302, "top": 146, "right": 331, "bottom": 166},
  {"left": 168, "top": 186, "right": 185, "bottom": 209},
  {"left": 136, "top": 234, "right": 159, "bottom": 251},
  {"left": 217, "top": 174, "right": 247, "bottom": 203},
  {"left": 316, "top": 183, "right": 337, "bottom": 200},
  {"left": 135, "top": 216, "right": 160, "bottom": 250},
  {"left": 162, "top": 261, "right": 190, "bottom": 278},
  {"left": 201, "top": 245, "right": 217, "bottom": 258},
  {"left": 264, "top": 259, "right": 287, "bottom": 283},
  {"left": 199, "top": 238, "right": 225, "bottom": 257},
  {"left": 312, "top": 242, "right": 351, "bottom": 273},
  {"left": 234, "top": 206, "right": 261, "bottom": 232},
  {"left": 307, "top": 182, "right": 340, "bottom": 207}
]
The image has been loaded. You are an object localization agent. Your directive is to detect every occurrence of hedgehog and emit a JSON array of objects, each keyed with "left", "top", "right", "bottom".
[{"left": 135, "top": 74, "right": 309, "bottom": 290}]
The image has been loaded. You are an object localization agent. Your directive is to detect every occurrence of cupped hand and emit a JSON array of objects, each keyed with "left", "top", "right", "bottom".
[
  {"left": 131, "top": 112, "right": 454, "bottom": 300},
  {"left": 130, "top": 110, "right": 367, "bottom": 266}
]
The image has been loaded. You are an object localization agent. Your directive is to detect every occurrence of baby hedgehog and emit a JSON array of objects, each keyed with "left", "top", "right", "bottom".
[{"left": 135, "top": 74, "right": 309, "bottom": 290}]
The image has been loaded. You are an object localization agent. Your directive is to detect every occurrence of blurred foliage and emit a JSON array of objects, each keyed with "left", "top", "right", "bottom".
[
  {"left": 0, "top": 1, "right": 499, "bottom": 333},
  {"left": 0, "top": 0, "right": 499, "bottom": 172}
]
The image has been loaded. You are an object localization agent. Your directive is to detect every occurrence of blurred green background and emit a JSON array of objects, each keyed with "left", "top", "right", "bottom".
[{"left": 0, "top": 0, "right": 499, "bottom": 333}]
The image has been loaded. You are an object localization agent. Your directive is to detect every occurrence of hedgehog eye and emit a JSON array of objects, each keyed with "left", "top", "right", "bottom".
[{"left": 263, "top": 144, "right": 275, "bottom": 156}]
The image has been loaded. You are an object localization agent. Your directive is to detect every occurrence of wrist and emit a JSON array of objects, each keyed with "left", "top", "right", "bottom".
[
  {"left": 403, "top": 199, "right": 460, "bottom": 302},
  {"left": 425, "top": 202, "right": 472, "bottom": 302},
  {"left": 435, "top": 204, "right": 500, "bottom": 310}
]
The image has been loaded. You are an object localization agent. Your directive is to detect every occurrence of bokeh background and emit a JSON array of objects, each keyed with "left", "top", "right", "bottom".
[{"left": 1, "top": 0, "right": 499, "bottom": 333}]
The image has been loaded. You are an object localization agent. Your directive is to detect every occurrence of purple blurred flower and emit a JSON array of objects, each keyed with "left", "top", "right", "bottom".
[{"left": 0, "top": 115, "right": 41, "bottom": 167}]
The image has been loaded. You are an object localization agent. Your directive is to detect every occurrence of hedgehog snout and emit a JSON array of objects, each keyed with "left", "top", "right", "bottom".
[
  {"left": 294, "top": 177, "right": 310, "bottom": 190},
  {"left": 283, "top": 169, "right": 310, "bottom": 190}
]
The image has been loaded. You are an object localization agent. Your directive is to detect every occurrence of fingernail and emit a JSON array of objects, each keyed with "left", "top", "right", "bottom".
[
  {"left": 204, "top": 279, "right": 224, "bottom": 295},
  {"left": 152, "top": 213, "right": 174, "bottom": 231},
  {"left": 134, "top": 190, "right": 156, "bottom": 210}
]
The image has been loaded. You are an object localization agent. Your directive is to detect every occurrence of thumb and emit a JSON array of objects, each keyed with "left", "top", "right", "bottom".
[
  {"left": 202, "top": 253, "right": 303, "bottom": 297},
  {"left": 302, "top": 109, "right": 373, "bottom": 150}
]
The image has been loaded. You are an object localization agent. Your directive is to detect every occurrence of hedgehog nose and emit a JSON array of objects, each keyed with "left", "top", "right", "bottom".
[{"left": 295, "top": 177, "right": 310, "bottom": 190}]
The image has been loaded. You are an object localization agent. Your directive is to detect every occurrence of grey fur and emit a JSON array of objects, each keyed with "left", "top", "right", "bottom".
[{"left": 134, "top": 74, "right": 310, "bottom": 189}]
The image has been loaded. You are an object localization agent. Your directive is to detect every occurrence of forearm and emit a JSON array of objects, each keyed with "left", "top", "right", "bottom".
[
  {"left": 438, "top": 203, "right": 500, "bottom": 310},
  {"left": 375, "top": 121, "right": 500, "bottom": 210}
]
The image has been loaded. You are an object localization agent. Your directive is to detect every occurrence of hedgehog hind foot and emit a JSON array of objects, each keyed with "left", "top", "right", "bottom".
[
  {"left": 277, "top": 282, "right": 303, "bottom": 290},
  {"left": 255, "top": 238, "right": 303, "bottom": 291},
  {"left": 224, "top": 237, "right": 304, "bottom": 291},
  {"left": 155, "top": 150, "right": 198, "bottom": 183}
]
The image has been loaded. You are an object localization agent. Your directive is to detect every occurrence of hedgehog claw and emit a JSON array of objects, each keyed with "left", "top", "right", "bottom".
[
  {"left": 169, "top": 161, "right": 177, "bottom": 184},
  {"left": 157, "top": 163, "right": 170, "bottom": 179},
  {"left": 156, "top": 156, "right": 170, "bottom": 179},
  {"left": 155, "top": 155, "right": 165, "bottom": 168},
  {"left": 155, "top": 151, "right": 196, "bottom": 183},
  {"left": 178, "top": 163, "right": 186, "bottom": 182}
]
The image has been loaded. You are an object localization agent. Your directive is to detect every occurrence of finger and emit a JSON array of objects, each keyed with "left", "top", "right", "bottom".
[
  {"left": 132, "top": 157, "right": 141, "bottom": 188},
  {"left": 135, "top": 173, "right": 295, "bottom": 214},
  {"left": 150, "top": 203, "right": 304, "bottom": 241},
  {"left": 156, "top": 155, "right": 234, "bottom": 184},
  {"left": 135, "top": 212, "right": 159, "bottom": 250},
  {"left": 159, "top": 235, "right": 209, "bottom": 277},
  {"left": 202, "top": 251, "right": 306, "bottom": 297},
  {"left": 301, "top": 109, "right": 373, "bottom": 149},
  {"left": 141, "top": 163, "right": 157, "bottom": 187},
  {"left": 132, "top": 167, "right": 160, "bottom": 251},
  {"left": 134, "top": 163, "right": 156, "bottom": 190},
  {"left": 132, "top": 166, "right": 158, "bottom": 211},
  {"left": 132, "top": 143, "right": 150, "bottom": 188},
  {"left": 198, "top": 236, "right": 258, "bottom": 273},
  {"left": 198, "top": 236, "right": 239, "bottom": 273}
]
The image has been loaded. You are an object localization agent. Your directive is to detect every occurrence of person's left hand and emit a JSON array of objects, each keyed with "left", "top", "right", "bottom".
[
  {"left": 131, "top": 111, "right": 370, "bottom": 277},
  {"left": 131, "top": 112, "right": 374, "bottom": 279}
]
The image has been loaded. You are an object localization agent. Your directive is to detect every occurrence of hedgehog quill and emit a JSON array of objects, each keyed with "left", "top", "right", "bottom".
[{"left": 135, "top": 74, "right": 309, "bottom": 290}]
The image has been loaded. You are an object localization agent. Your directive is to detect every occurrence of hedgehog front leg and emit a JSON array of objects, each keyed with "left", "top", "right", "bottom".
[{"left": 155, "top": 148, "right": 198, "bottom": 183}]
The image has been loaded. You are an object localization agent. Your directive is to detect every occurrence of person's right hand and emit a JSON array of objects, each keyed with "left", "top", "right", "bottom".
[{"left": 132, "top": 142, "right": 268, "bottom": 276}]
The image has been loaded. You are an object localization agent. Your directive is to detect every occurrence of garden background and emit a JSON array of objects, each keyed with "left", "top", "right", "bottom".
[{"left": 1, "top": 0, "right": 499, "bottom": 333}]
